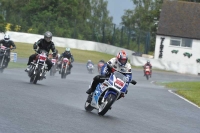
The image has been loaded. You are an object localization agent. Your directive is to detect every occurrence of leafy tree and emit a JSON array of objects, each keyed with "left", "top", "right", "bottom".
[{"left": 121, "top": 0, "right": 163, "bottom": 53}]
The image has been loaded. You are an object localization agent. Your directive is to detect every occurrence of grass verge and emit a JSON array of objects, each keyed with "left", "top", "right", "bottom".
[
  {"left": 161, "top": 82, "right": 200, "bottom": 107},
  {"left": 7, "top": 62, "right": 26, "bottom": 68},
  {"left": 14, "top": 42, "right": 114, "bottom": 64}
]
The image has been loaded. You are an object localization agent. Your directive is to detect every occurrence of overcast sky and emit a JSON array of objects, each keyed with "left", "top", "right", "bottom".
[{"left": 107, "top": 0, "right": 134, "bottom": 25}]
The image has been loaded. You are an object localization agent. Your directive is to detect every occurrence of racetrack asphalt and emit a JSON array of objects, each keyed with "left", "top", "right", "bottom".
[{"left": 0, "top": 58, "right": 199, "bottom": 133}]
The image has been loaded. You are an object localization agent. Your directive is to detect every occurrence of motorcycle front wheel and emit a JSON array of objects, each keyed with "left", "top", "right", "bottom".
[{"left": 98, "top": 94, "right": 116, "bottom": 116}]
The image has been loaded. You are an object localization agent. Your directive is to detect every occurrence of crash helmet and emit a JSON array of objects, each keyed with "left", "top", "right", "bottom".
[
  {"left": 44, "top": 31, "right": 52, "bottom": 42},
  {"left": 65, "top": 47, "right": 70, "bottom": 54},
  {"left": 4, "top": 34, "right": 10, "bottom": 42},
  {"left": 116, "top": 50, "right": 128, "bottom": 66}
]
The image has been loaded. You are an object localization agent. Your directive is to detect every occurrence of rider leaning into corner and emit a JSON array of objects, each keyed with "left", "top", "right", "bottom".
[
  {"left": 25, "top": 31, "right": 56, "bottom": 72},
  {"left": 86, "top": 50, "right": 132, "bottom": 100},
  {"left": 0, "top": 33, "right": 16, "bottom": 68},
  {"left": 57, "top": 47, "right": 74, "bottom": 74}
]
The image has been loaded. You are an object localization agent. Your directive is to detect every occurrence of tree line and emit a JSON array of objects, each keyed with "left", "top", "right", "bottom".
[{"left": 0, "top": 0, "right": 198, "bottom": 53}]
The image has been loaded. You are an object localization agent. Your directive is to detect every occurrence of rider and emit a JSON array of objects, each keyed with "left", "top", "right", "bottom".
[
  {"left": 58, "top": 47, "right": 74, "bottom": 74},
  {"left": 86, "top": 50, "right": 132, "bottom": 99},
  {"left": 25, "top": 31, "right": 56, "bottom": 72},
  {"left": 98, "top": 59, "right": 105, "bottom": 64},
  {"left": 49, "top": 49, "right": 60, "bottom": 60},
  {"left": 0, "top": 34, "right": 16, "bottom": 68},
  {"left": 86, "top": 60, "right": 94, "bottom": 69},
  {"left": 143, "top": 60, "right": 152, "bottom": 76}
]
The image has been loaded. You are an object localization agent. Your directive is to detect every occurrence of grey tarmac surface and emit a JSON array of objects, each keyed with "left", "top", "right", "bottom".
[{"left": 0, "top": 60, "right": 200, "bottom": 133}]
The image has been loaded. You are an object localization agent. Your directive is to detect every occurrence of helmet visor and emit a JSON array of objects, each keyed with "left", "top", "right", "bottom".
[
  {"left": 120, "top": 59, "right": 127, "bottom": 65},
  {"left": 45, "top": 37, "right": 52, "bottom": 42},
  {"left": 4, "top": 38, "right": 9, "bottom": 40}
]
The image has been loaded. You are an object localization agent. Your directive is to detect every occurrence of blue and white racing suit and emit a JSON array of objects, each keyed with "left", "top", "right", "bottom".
[{"left": 101, "top": 57, "right": 132, "bottom": 92}]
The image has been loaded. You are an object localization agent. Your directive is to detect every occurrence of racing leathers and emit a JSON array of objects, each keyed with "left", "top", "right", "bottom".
[
  {"left": 0, "top": 39, "right": 16, "bottom": 68},
  {"left": 86, "top": 57, "right": 132, "bottom": 97},
  {"left": 27, "top": 38, "right": 56, "bottom": 71}
]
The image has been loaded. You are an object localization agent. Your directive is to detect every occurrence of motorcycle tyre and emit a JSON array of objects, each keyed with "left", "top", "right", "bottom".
[
  {"left": 146, "top": 74, "right": 149, "bottom": 80},
  {"left": 33, "top": 69, "right": 40, "bottom": 84},
  {"left": 98, "top": 94, "right": 116, "bottom": 116}
]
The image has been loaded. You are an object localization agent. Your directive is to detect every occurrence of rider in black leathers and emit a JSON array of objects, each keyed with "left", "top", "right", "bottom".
[
  {"left": 0, "top": 34, "right": 16, "bottom": 68},
  {"left": 25, "top": 31, "right": 56, "bottom": 72},
  {"left": 58, "top": 47, "right": 74, "bottom": 74}
]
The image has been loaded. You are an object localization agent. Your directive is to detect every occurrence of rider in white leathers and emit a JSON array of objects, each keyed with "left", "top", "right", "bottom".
[{"left": 86, "top": 50, "right": 132, "bottom": 98}]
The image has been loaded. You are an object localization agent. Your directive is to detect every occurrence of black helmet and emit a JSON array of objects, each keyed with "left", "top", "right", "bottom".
[{"left": 44, "top": 31, "right": 52, "bottom": 42}]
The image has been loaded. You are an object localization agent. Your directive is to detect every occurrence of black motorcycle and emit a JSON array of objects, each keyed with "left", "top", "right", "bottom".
[{"left": 0, "top": 45, "right": 12, "bottom": 73}]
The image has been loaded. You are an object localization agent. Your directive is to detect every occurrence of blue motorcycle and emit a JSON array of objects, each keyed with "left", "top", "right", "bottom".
[{"left": 84, "top": 71, "right": 137, "bottom": 116}]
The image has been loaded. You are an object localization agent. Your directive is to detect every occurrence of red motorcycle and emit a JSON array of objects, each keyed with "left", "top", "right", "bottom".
[
  {"left": 28, "top": 50, "right": 48, "bottom": 84},
  {"left": 60, "top": 58, "right": 70, "bottom": 79},
  {"left": 144, "top": 66, "right": 151, "bottom": 80},
  {"left": 50, "top": 58, "right": 57, "bottom": 76}
]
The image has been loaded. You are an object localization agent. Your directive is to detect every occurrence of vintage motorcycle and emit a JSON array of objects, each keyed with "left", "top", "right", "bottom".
[
  {"left": 0, "top": 45, "right": 12, "bottom": 73},
  {"left": 87, "top": 63, "right": 94, "bottom": 74},
  {"left": 27, "top": 50, "right": 48, "bottom": 84},
  {"left": 50, "top": 57, "right": 57, "bottom": 76},
  {"left": 84, "top": 70, "right": 137, "bottom": 116},
  {"left": 60, "top": 57, "right": 70, "bottom": 79},
  {"left": 144, "top": 65, "right": 151, "bottom": 80}
]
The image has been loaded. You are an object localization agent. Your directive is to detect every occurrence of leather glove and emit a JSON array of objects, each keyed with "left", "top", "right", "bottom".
[{"left": 53, "top": 53, "right": 56, "bottom": 57}]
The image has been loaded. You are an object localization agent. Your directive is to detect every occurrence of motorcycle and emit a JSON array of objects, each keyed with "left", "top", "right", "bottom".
[
  {"left": 144, "top": 66, "right": 151, "bottom": 80},
  {"left": 27, "top": 50, "right": 48, "bottom": 84},
  {"left": 0, "top": 45, "right": 11, "bottom": 73},
  {"left": 60, "top": 57, "right": 70, "bottom": 79},
  {"left": 87, "top": 63, "right": 94, "bottom": 74},
  {"left": 97, "top": 62, "right": 105, "bottom": 74},
  {"left": 50, "top": 58, "right": 57, "bottom": 76},
  {"left": 84, "top": 70, "right": 137, "bottom": 116}
]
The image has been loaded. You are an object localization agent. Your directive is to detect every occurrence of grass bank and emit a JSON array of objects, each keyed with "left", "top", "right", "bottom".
[
  {"left": 7, "top": 62, "right": 26, "bottom": 68},
  {"left": 13, "top": 42, "right": 141, "bottom": 69},
  {"left": 14, "top": 42, "right": 114, "bottom": 64},
  {"left": 161, "top": 82, "right": 200, "bottom": 107}
]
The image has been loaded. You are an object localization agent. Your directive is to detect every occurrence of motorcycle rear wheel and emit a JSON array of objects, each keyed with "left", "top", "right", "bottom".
[
  {"left": 146, "top": 74, "right": 149, "bottom": 80},
  {"left": 98, "top": 94, "right": 116, "bottom": 116}
]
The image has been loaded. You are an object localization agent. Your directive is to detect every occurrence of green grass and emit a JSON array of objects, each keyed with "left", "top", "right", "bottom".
[
  {"left": 14, "top": 42, "right": 114, "bottom": 64},
  {"left": 7, "top": 62, "right": 26, "bottom": 68},
  {"left": 162, "top": 82, "right": 200, "bottom": 107}
]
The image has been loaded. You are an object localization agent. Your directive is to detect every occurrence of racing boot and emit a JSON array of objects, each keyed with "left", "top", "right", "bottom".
[
  {"left": 86, "top": 88, "right": 93, "bottom": 94},
  {"left": 25, "top": 65, "right": 31, "bottom": 72}
]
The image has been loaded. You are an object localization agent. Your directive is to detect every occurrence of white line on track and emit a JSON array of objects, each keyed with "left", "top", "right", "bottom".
[{"left": 168, "top": 90, "right": 200, "bottom": 109}]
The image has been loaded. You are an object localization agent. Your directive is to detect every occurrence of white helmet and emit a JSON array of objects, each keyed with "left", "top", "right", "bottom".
[
  {"left": 65, "top": 47, "right": 70, "bottom": 52},
  {"left": 4, "top": 34, "right": 10, "bottom": 42}
]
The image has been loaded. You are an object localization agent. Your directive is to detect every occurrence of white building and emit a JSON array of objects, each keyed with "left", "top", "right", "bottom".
[{"left": 155, "top": 1, "right": 200, "bottom": 65}]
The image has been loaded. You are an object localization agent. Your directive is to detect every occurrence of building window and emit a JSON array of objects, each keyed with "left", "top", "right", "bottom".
[
  {"left": 181, "top": 38, "right": 192, "bottom": 47},
  {"left": 170, "top": 38, "right": 181, "bottom": 46},
  {"left": 170, "top": 37, "right": 192, "bottom": 48}
]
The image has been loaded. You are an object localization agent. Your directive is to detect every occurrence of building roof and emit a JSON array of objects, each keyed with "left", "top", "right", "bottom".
[{"left": 157, "top": 1, "right": 200, "bottom": 39}]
